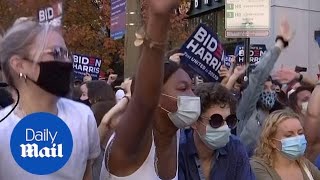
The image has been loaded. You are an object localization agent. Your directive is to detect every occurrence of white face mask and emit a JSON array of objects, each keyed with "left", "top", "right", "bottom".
[
  {"left": 161, "top": 95, "right": 201, "bottom": 129},
  {"left": 301, "top": 102, "right": 308, "bottom": 115},
  {"left": 198, "top": 124, "right": 231, "bottom": 150}
]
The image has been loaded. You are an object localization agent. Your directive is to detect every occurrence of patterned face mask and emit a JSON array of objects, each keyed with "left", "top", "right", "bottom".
[{"left": 259, "top": 91, "right": 276, "bottom": 110}]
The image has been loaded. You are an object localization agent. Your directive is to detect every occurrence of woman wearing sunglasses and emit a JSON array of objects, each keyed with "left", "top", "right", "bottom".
[
  {"left": 251, "top": 110, "right": 320, "bottom": 180},
  {"left": 178, "top": 83, "right": 255, "bottom": 180},
  {"left": 0, "top": 18, "right": 100, "bottom": 179}
]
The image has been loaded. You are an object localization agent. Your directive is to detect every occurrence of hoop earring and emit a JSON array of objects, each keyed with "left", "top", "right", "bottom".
[{"left": 19, "top": 73, "right": 27, "bottom": 82}]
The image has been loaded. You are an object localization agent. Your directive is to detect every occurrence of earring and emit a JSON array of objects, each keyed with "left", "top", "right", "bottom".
[{"left": 19, "top": 73, "right": 27, "bottom": 82}]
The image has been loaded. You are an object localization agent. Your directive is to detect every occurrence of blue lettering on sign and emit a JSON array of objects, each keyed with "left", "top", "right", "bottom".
[{"left": 180, "top": 24, "right": 224, "bottom": 82}]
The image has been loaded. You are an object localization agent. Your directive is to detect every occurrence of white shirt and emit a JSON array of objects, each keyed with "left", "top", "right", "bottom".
[
  {"left": 100, "top": 132, "right": 179, "bottom": 180},
  {"left": 115, "top": 90, "right": 125, "bottom": 103},
  {"left": 0, "top": 98, "right": 101, "bottom": 180}
]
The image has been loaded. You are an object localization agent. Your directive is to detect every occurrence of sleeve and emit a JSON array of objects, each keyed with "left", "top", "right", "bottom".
[
  {"left": 235, "top": 140, "right": 256, "bottom": 180},
  {"left": 87, "top": 111, "right": 101, "bottom": 160},
  {"left": 237, "top": 46, "right": 282, "bottom": 135},
  {"left": 305, "top": 159, "right": 320, "bottom": 179},
  {"left": 250, "top": 158, "right": 273, "bottom": 180}
]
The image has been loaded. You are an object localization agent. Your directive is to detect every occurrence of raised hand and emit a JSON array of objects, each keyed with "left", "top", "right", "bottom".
[
  {"left": 219, "top": 65, "right": 231, "bottom": 78},
  {"left": 279, "top": 18, "right": 294, "bottom": 41},
  {"left": 118, "top": 78, "right": 132, "bottom": 96},
  {"left": 149, "top": 0, "right": 181, "bottom": 15},
  {"left": 233, "top": 64, "right": 247, "bottom": 77},
  {"left": 107, "top": 74, "right": 118, "bottom": 85},
  {"left": 273, "top": 66, "right": 298, "bottom": 84}
]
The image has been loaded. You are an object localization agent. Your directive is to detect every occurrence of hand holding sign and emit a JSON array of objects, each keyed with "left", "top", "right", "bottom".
[
  {"left": 169, "top": 53, "right": 184, "bottom": 64},
  {"left": 219, "top": 65, "right": 231, "bottom": 85}
]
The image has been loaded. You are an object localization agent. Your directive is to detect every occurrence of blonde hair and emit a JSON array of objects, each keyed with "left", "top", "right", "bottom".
[
  {"left": 254, "top": 109, "right": 301, "bottom": 167},
  {"left": 0, "top": 17, "right": 58, "bottom": 87}
]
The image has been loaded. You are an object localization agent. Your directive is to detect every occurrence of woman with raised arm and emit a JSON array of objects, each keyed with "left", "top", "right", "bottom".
[{"left": 99, "top": 0, "right": 201, "bottom": 179}]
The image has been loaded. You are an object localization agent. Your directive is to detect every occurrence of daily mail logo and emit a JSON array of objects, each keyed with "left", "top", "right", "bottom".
[
  {"left": 20, "top": 129, "right": 63, "bottom": 158},
  {"left": 10, "top": 113, "right": 73, "bottom": 175}
]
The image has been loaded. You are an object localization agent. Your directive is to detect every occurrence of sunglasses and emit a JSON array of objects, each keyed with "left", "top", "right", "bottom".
[
  {"left": 202, "top": 114, "right": 238, "bottom": 129},
  {"left": 43, "top": 46, "right": 72, "bottom": 62}
]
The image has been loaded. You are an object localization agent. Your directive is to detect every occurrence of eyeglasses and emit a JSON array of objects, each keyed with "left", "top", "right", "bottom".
[
  {"left": 201, "top": 114, "right": 238, "bottom": 129},
  {"left": 43, "top": 46, "right": 72, "bottom": 62}
]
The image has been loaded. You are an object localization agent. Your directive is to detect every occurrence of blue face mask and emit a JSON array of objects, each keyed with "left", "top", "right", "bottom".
[
  {"left": 259, "top": 91, "right": 276, "bottom": 110},
  {"left": 276, "top": 135, "right": 307, "bottom": 160}
]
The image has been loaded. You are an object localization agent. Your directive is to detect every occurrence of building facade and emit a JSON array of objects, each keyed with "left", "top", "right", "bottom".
[{"left": 186, "top": 0, "right": 320, "bottom": 78}]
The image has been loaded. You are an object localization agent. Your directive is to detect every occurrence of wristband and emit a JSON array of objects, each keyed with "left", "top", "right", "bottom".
[
  {"left": 275, "top": 36, "right": 289, "bottom": 48},
  {"left": 122, "top": 95, "right": 130, "bottom": 102},
  {"left": 134, "top": 27, "right": 168, "bottom": 51},
  {"left": 298, "top": 73, "right": 303, "bottom": 82}
]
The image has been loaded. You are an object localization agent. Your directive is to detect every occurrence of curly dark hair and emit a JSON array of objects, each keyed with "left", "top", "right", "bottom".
[{"left": 194, "top": 83, "right": 237, "bottom": 114}]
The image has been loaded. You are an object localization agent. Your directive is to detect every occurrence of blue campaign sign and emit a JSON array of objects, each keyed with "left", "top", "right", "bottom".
[
  {"left": 223, "top": 55, "right": 233, "bottom": 69},
  {"left": 234, "top": 44, "right": 267, "bottom": 69},
  {"left": 72, "top": 54, "right": 102, "bottom": 80},
  {"left": 180, "top": 24, "right": 224, "bottom": 82},
  {"left": 111, "top": 0, "right": 126, "bottom": 40}
]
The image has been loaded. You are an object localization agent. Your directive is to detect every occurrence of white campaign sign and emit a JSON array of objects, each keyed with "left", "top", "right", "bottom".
[{"left": 225, "top": 0, "right": 270, "bottom": 38}]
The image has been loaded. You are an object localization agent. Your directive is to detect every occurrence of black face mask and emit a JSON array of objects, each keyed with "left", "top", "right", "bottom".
[
  {"left": 79, "top": 99, "right": 91, "bottom": 107},
  {"left": 29, "top": 61, "right": 73, "bottom": 97}
]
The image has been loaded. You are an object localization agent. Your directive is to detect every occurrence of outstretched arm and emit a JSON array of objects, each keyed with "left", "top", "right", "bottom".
[
  {"left": 107, "top": 0, "right": 180, "bottom": 174},
  {"left": 237, "top": 18, "right": 293, "bottom": 134},
  {"left": 305, "top": 83, "right": 320, "bottom": 162}
]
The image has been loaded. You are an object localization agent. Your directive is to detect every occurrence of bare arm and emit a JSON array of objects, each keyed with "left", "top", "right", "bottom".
[
  {"left": 305, "top": 83, "right": 320, "bottom": 162},
  {"left": 225, "top": 65, "right": 247, "bottom": 90},
  {"left": 108, "top": 1, "right": 174, "bottom": 172},
  {"left": 98, "top": 96, "right": 129, "bottom": 146}
]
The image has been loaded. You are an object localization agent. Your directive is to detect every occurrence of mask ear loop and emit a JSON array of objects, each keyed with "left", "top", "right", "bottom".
[{"left": 272, "top": 138, "right": 282, "bottom": 151}]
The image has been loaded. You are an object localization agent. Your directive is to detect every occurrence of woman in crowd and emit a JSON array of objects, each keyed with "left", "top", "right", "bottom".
[
  {"left": 86, "top": 80, "right": 116, "bottom": 126},
  {"left": 100, "top": 59, "right": 201, "bottom": 179},
  {"left": 288, "top": 86, "right": 313, "bottom": 116},
  {"left": 236, "top": 19, "right": 293, "bottom": 156},
  {"left": 250, "top": 110, "right": 320, "bottom": 179},
  {"left": 178, "top": 83, "right": 255, "bottom": 180},
  {"left": 79, "top": 82, "right": 91, "bottom": 106},
  {"left": 99, "top": 0, "right": 201, "bottom": 179},
  {"left": 0, "top": 17, "right": 100, "bottom": 179}
]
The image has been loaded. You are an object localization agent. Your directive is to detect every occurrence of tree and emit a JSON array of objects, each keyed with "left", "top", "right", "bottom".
[
  {"left": 0, "top": 0, "right": 124, "bottom": 73},
  {"left": 140, "top": 0, "right": 189, "bottom": 50}
]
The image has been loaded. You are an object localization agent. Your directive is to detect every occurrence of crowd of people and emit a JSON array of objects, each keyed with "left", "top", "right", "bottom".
[{"left": 0, "top": 0, "right": 320, "bottom": 180}]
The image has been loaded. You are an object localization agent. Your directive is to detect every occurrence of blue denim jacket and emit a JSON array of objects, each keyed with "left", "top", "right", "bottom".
[
  {"left": 236, "top": 46, "right": 282, "bottom": 156},
  {"left": 178, "top": 129, "right": 256, "bottom": 180}
]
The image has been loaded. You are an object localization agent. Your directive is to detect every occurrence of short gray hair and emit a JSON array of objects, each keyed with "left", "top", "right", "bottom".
[{"left": 0, "top": 17, "right": 56, "bottom": 87}]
